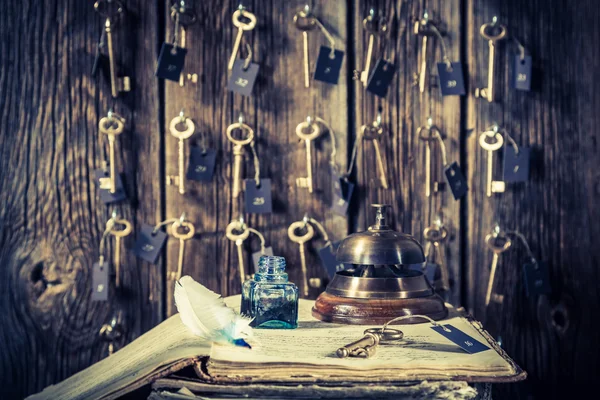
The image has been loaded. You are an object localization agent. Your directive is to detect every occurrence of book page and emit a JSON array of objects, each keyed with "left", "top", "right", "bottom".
[{"left": 209, "top": 299, "right": 516, "bottom": 377}]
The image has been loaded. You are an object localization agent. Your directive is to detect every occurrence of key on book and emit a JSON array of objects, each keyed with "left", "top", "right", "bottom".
[{"left": 337, "top": 327, "right": 404, "bottom": 358}]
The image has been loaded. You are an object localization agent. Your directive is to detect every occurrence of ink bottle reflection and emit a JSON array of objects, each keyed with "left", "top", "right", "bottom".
[{"left": 241, "top": 255, "right": 298, "bottom": 329}]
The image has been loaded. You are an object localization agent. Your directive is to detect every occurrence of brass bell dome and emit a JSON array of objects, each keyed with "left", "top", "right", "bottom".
[{"left": 336, "top": 204, "right": 425, "bottom": 266}]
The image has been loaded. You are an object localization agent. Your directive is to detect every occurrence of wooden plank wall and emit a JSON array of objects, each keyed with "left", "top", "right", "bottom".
[{"left": 0, "top": 0, "right": 599, "bottom": 399}]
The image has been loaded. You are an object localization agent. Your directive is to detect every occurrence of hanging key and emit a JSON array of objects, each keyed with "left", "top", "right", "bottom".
[
  {"left": 288, "top": 220, "right": 315, "bottom": 297},
  {"left": 484, "top": 225, "right": 512, "bottom": 306},
  {"left": 94, "top": 0, "right": 130, "bottom": 98},
  {"left": 295, "top": 117, "right": 321, "bottom": 193},
  {"left": 169, "top": 217, "right": 195, "bottom": 282},
  {"left": 357, "top": 10, "right": 385, "bottom": 87},
  {"left": 337, "top": 327, "right": 404, "bottom": 358},
  {"left": 167, "top": 111, "right": 195, "bottom": 195},
  {"left": 226, "top": 116, "right": 255, "bottom": 198},
  {"left": 170, "top": 1, "right": 197, "bottom": 87},
  {"left": 99, "top": 316, "right": 124, "bottom": 356},
  {"left": 479, "top": 126, "right": 505, "bottom": 197},
  {"left": 109, "top": 217, "right": 132, "bottom": 288},
  {"left": 293, "top": 5, "right": 317, "bottom": 88},
  {"left": 228, "top": 6, "right": 257, "bottom": 71},
  {"left": 423, "top": 221, "right": 449, "bottom": 291},
  {"left": 417, "top": 118, "right": 445, "bottom": 197},
  {"left": 226, "top": 219, "right": 251, "bottom": 286},
  {"left": 361, "top": 120, "right": 388, "bottom": 189},
  {"left": 475, "top": 17, "right": 507, "bottom": 102},
  {"left": 413, "top": 10, "right": 434, "bottom": 93},
  {"left": 99, "top": 111, "right": 125, "bottom": 194}
]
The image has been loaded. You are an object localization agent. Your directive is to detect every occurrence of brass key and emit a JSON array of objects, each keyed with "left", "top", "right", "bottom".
[
  {"left": 413, "top": 11, "right": 432, "bottom": 93},
  {"left": 99, "top": 112, "right": 125, "bottom": 194},
  {"left": 479, "top": 128, "right": 505, "bottom": 197},
  {"left": 423, "top": 222, "right": 449, "bottom": 291},
  {"left": 359, "top": 11, "right": 385, "bottom": 86},
  {"left": 170, "top": 2, "right": 197, "bottom": 87},
  {"left": 167, "top": 112, "right": 195, "bottom": 194},
  {"left": 293, "top": 6, "right": 317, "bottom": 88},
  {"left": 484, "top": 226, "right": 512, "bottom": 306},
  {"left": 228, "top": 7, "right": 257, "bottom": 71},
  {"left": 417, "top": 119, "right": 443, "bottom": 197},
  {"left": 226, "top": 219, "right": 251, "bottom": 286},
  {"left": 288, "top": 221, "right": 315, "bottom": 297},
  {"left": 94, "top": 0, "right": 130, "bottom": 98},
  {"left": 337, "top": 328, "right": 404, "bottom": 358},
  {"left": 475, "top": 17, "right": 507, "bottom": 102},
  {"left": 361, "top": 122, "right": 388, "bottom": 189},
  {"left": 295, "top": 118, "right": 321, "bottom": 193},
  {"left": 226, "top": 118, "right": 255, "bottom": 198},
  {"left": 169, "top": 219, "right": 195, "bottom": 282},
  {"left": 109, "top": 217, "right": 132, "bottom": 287}
]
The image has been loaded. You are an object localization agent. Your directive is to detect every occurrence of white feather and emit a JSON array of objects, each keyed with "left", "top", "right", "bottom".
[{"left": 174, "top": 276, "right": 252, "bottom": 340}]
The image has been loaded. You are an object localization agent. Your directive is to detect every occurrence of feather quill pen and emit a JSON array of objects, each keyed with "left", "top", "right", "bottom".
[{"left": 174, "top": 276, "right": 253, "bottom": 348}]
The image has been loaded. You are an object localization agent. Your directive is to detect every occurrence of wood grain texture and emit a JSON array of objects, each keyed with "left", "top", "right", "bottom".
[
  {"left": 465, "top": 0, "right": 600, "bottom": 397},
  {"left": 0, "top": 0, "right": 161, "bottom": 398},
  {"left": 163, "top": 0, "right": 349, "bottom": 316},
  {"left": 352, "top": 0, "right": 463, "bottom": 305}
]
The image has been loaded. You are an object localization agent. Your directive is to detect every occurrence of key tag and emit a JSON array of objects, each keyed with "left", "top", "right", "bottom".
[
  {"left": 156, "top": 3, "right": 196, "bottom": 82},
  {"left": 366, "top": 57, "right": 396, "bottom": 97},
  {"left": 96, "top": 111, "right": 127, "bottom": 204},
  {"left": 311, "top": 15, "right": 344, "bottom": 84},
  {"left": 93, "top": 214, "right": 119, "bottom": 301},
  {"left": 246, "top": 227, "right": 274, "bottom": 271},
  {"left": 187, "top": 131, "right": 217, "bottom": 183},
  {"left": 506, "top": 231, "right": 551, "bottom": 297},
  {"left": 132, "top": 219, "right": 175, "bottom": 264},
  {"left": 502, "top": 131, "right": 530, "bottom": 183},
  {"left": 227, "top": 43, "right": 260, "bottom": 96},
  {"left": 512, "top": 37, "right": 532, "bottom": 91},
  {"left": 244, "top": 142, "right": 272, "bottom": 214}
]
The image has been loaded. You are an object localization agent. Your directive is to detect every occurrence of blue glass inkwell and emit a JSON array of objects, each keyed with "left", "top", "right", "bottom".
[{"left": 241, "top": 256, "right": 299, "bottom": 329}]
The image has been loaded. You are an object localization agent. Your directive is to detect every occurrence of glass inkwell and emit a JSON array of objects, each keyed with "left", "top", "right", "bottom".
[
  {"left": 241, "top": 255, "right": 299, "bottom": 329},
  {"left": 312, "top": 204, "right": 448, "bottom": 324}
]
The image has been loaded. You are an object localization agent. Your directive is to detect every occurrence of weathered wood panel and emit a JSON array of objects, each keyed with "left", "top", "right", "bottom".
[
  {"left": 0, "top": 0, "right": 161, "bottom": 398},
  {"left": 465, "top": 0, "right": 600, "bottom": 397},
  {"left": 163, "top": 0, "right": 349, "bottom": 315},
  {"left": 352, "top": 0, "right": 463, "bottom": 305}
]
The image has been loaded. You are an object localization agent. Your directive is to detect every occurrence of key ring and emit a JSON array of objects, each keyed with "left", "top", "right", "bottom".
[
  {"left": 417, "top": 117, "right": 441, "bottom": 142},
  {"left": 226, "top": 120, "right": 255, "bottom": 146},
  {"left": 480, "top": 17, "right": 507, "bottom": 42},
  {"left": 485, "top": 225, "right": 512, "bottom": 253},
  {"left": 226, "top": 218, "right": 250, "bottom": 242},
  {"left": 423, "top": 225, "right": 448, "bottom": 243},
  {"left": 233, "top": 8, "right": 257, "bottom": 31},
  {"left": 364, "top": 327, "right": 404, "bottom": 343},
  {"left": 479, "top": 131, "right": 504, "bottom": 151},
  {"left": 94, "top": 0, "right": 124, "bottom": 21},
  {"left": 293, "top": 5, "right": 317, "bottom": 31},
  {"left": 170, "top": 1, "right": 197, "bottom": 27},
  {"left": 109, "top": 218, "right": 132, "bottom": 238},
  {"left": 295, "top": 117, "right": 321, "bottom": 141},
  {"left": 288, "top": 221, "right": 315, "bottom": 243},
  {"left": 169, "top": 112, "right": 195, "bottom": 140},
  {"left": 99, "top": 111, "right": 125, "bottom": 136},
  {"left": 363, "top": 11, "right": 387, "bottom": 35},
  {"left": 171, "top": 220, "right": 195, "bottom": 240},
  {"left": 361, "top": 123, "right": 383, "bottom": 141}
]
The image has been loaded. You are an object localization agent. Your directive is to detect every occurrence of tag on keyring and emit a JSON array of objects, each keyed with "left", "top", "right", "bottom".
[
  {"left": 155, "top": 43, "right": 187, "bottom": 82},
  {"left": 132, "top": 224, "right": 168, "bottom": 264}
]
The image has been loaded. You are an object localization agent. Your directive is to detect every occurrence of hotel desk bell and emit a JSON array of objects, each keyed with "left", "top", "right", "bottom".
[{"left": 312, "top": 204, "right": 448, "bottom": 324}]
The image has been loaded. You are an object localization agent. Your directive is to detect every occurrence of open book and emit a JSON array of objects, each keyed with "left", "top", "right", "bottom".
[{"left": 28, "top": 296, "right": 525, "bottom": 400}]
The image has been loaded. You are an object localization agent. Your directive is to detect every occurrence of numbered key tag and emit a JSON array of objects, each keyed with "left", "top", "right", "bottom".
[
  {"left": 95, "top": 169, "right": 127, "bottom": 204},
  {"left": 444, "top": 161, "right": 468, "bottom": 200},
  {"left": 437, "top": 62, "right": 466, "bottom": 96},
  {"left": 227, "top": 59, "right": 260, "bottom": 96},
  {"left": 431, "top": 324, "right": 490, "bottom": 354},
  {"left": 318, "top": 242, "right": 347, "bottom": 279},
  {"left": 513, "top": 55, "right": 532, "bottom": 91},
  {"left": 366, "top": 59, "right": 396, "bottom": 97},
  {"left": 523, "top": 261, "right": 551, "bottom": 296},
  {"left": 244, "top": 179, "right": 273, "bottom": 214},
  {"left": 155, "top": 43, "right": 188, "bottom": 82},
  {"left": 91, "top": 262, "right": 109, "bottom": 301},
  {"left": 187, "top": 146, "right": 217, "bottom": 182},
  {"left": 314, "top": 46, "right": 344, "bottom": 84},
  {"left": 252, "top": 246, "right": 274, "bottom": 270},
  {"left": 332, "top": 178, "right": 355, "bottom": 216},
  {"left": 132, "top": 224, "right": 168, "bottom": 264},
  {"left": 503, "top": 146, "right": 530, "bottom": 183}
]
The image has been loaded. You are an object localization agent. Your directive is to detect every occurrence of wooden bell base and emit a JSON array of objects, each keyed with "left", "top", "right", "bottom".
[{"left": 311, "top": 291, "right": 448, "bottom": 325}]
